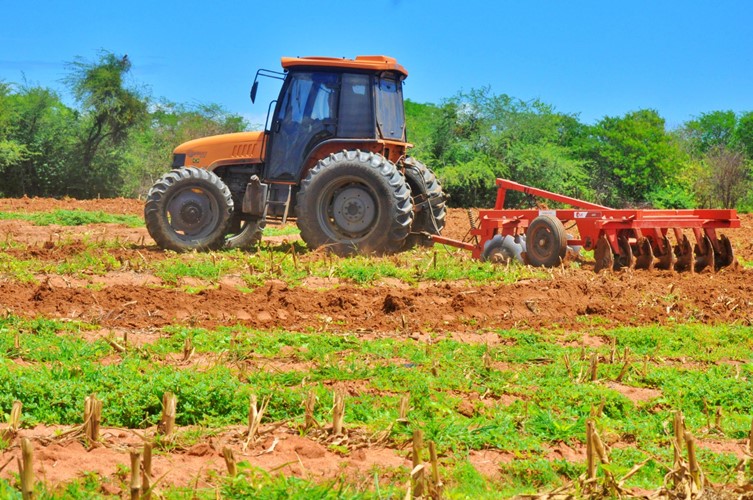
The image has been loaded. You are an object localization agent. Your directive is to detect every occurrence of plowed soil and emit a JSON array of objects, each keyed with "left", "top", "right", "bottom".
[{"left": 1, "top": 196, "right": 752, "bottom": 496}]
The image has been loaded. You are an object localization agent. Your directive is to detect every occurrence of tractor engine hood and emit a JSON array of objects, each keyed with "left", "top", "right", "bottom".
[{"left": 172, "top": 131, "right": 266, "bottom": 169}]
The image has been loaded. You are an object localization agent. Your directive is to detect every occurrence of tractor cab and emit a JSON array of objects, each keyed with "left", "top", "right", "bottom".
[{"left": 255, "top": 56, "right": 409, "bottom": 182}]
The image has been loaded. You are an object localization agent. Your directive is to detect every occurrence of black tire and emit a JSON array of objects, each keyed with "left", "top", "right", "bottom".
[
  {"left": 144, "top": 167, "right": 234, "bottom": 252},
  {"left": 403, "top": 157, "right": 446, "bottom": 247},
  {"left": 525, "top": 215, "right": 567, "bottom": 267},
  {"left": 295, "top": 150, "right": 413, "bottom": 256},
  {"left": 225, "top": 214, "right": 265, "bottom": 250}
]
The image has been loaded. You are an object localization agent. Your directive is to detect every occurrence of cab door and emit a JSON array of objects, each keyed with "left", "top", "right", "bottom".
[{"left": 265, "top": 71, "right": 339, "bottom": 181}]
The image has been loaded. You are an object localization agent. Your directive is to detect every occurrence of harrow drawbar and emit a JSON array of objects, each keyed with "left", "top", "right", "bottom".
[{"left": 432, "top": 179, "right": 740, "bottom": 273}]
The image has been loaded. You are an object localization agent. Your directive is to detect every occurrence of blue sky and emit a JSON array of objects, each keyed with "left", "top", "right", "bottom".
[{"left": 1, "top": 0, "right": 751, "bottom": 128}]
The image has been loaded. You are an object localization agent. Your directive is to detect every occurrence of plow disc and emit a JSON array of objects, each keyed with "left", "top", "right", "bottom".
[
  {"left": 634, "top": 238, "right": 654, "bottom": 271},
  {"left": 595, "top": 231, "right": 738, "bottom": 274}
]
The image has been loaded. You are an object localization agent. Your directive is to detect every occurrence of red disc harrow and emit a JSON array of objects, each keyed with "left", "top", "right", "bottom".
[{"left": 432, "top": 179, "right": 740, "bottom": 272}]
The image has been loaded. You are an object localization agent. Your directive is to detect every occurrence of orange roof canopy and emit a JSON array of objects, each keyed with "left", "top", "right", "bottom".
[{"left": 280, "top": 55, "right": 408, "bottom": 77}]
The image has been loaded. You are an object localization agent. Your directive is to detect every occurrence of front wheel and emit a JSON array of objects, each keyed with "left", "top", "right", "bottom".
[
  {"left": 144, "top": 167, "right": 234, "bottom": 252},
  {"left": 295, "top": 150, "right": 413, "bottom": 256}
]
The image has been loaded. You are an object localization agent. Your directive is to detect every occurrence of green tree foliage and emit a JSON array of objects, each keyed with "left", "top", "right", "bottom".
[
  {"left": 1, "top": 54, "right": 752, "bottom": 212},
  {"left": 64, "top": 52, "right": 148, "bottom": 197},
  {"left": 122, "top": 101, "right": 247, "bottom": 197},
  {"left": 678, "top": 111, "right": 753, "bottom": 209},
  {"left": 0, "top": 82, "right": 29, "bottom": 189},
  {"left": 417, "top": 87, "right": 590, "bottom": 207},
  {"left": 5, "top": 85, "right": 78, "bottom": 197},
  {"left": 684, "top": 110, "right": 738, "bottom": 154},
  {"left": 585, "top": 109, "right": 686, "bottom": 207}
]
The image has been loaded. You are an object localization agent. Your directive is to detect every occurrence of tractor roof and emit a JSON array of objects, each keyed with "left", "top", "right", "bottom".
[{"left": 280, "top": 55, "right": 408, "bottom": 77}]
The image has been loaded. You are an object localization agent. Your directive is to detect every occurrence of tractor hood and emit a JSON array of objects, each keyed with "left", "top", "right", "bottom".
[{"left": 173, "top": 131, "right": 266, "bottom": 169}]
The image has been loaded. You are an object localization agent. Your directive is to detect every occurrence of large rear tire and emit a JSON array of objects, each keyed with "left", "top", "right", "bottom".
[
  {"left": 144, "top": 167, "right": 234, "bottom": 252},
  {"left": 403, "top": 157, "right": 446, "bottom": 247},
  {"left": 295, "top": 150, "right": 413, "bottom": 256}
]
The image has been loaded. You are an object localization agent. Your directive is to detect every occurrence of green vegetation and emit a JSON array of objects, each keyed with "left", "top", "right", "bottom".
[
  {"left": 0, "top": 209, "right": 143, "bottom": 227},
  {"left": 0, "top": 235, "right": 548, "bottom": 287},
  {"left": 1, "top": 314, "right": 752, "bottom": 495},
  {"left": 0, "top": 50, "right": 750, "bottom": 211}
]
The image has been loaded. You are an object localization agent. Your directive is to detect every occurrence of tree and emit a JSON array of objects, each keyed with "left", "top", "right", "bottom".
[
  {"left": 65, "top": 52, "right": 147, "bottom": 197},
  {"left": 734, "top": 111, "right": 753, "bottom": 159},
  {"left": 684, "top": 110, "right": 737, "bottom": 155},
  {"left": 4, "top": 85, "right": 78, "bottom": 197},
  {"left": 586, "top": 109, "right": 685, "bottom": 207},
  {"left": 0, "top": 82, "right": 29, "bottom": 195},
  {"left": 694, "top": 146, "right": 750, "bottom": 209},
  {"left": 425, "top": 87, "right": 590, "bottom": 207},
  {"left": 122, "top": 101, "right": 247, "bottom": 197}
]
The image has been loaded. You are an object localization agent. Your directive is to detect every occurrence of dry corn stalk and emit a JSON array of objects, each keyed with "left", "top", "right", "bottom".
[
  {"left": 142, "top": 442, "right": 152, "bottom": 500},
  {"left": 4, "top": 400, "right": 23, "bottom": 441},
  {"left": 18, "top": 437, "right": 33, "bottom": 500},
  {"left": 304, "top": 390, "right": 317, "bottom": 430},
  {"left": 412, "top": 429, "right": 425, "bottom": 498},
  {"left": 159, "top": 392, "right": 177, "bottom": 436},
  {"left": 586, "top": 419, "right": 597, "bottom": 481},
  {"left": 223, "top": 446, "right": 237, "bottom": 477},
  {"left": 182, "top": 337, "right": 194, "bottom": 362},
  {"left": 398, "top": 393, "right": 410, "bottom": 422},
  {"left": 130, "top": 449, "right": 142, "bottom": 500},
  {"left": 673, "top": 410, "right": 686, "bottom": 487},
  {"left": 83, "top": 394, "right": 102, "bottom": 443},
  {"left": 685, "top": 431, "right": 702, "bottom": 493},
  {"left": 9, "top": 400, "right": 22, "bottom": 433},
  {"left": 332, "top": 391, "right": 345, "bottom": 437},
  {"left": 244, "top": 394, "right": 270, "bottom": 449},
  {"left": 482, "top": 349, "right": 493, "bottom": 370},
  {"left": 589, "top": 353, "right": 599, "bottom": 382},
  {"left": 428, "top": 440, "right": 443, "bottom": 499}
]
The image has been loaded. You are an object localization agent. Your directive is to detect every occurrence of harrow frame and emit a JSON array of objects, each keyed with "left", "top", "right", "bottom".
[{"left": 432, "top": 179, "right": 740, "bottom": 272}]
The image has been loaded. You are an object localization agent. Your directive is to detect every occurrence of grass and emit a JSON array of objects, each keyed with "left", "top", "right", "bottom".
[
  {"left": 0, "top": 238, "right": 550, "bottom": 288},
  {"left": 2, "top": 313, "right": 753, "bottom": 495},
  {"left": 0, "top": 209, "right": 144, "bottom": 227},
  {"left": 1, "top": 208, "right": 752, "bottom": 496}
]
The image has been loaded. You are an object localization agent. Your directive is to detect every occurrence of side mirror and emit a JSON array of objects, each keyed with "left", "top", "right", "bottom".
[{"left": 250, "top": 81, "right": 259, "bottom": 104}]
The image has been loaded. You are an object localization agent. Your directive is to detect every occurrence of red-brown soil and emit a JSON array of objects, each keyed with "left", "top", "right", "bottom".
[{"left": 1, "top": 197, "right": 753, "bottom": 494}]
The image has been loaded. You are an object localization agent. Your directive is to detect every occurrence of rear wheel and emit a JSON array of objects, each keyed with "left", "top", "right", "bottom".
[
  {"left": 144, "top": 167, "right": 234, "bottom": 252},
  {"left": 525, "top": 215, "right": 567, "bottom": 267},
  {"left": 403, "top": 157, "right": 446, "bottom": 247},
  {"left": 296, "top": 150, "right": 413, "bottom": 256}
]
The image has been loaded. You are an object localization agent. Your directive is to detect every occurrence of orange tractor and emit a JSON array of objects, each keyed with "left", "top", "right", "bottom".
[{"left": 145, "top": 55, "right": 446, "bottom": 255}]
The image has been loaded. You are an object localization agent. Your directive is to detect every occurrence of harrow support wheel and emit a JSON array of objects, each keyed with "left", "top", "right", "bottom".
[{"left": 525, "top": 215, "right": 567, "bottom": 267}]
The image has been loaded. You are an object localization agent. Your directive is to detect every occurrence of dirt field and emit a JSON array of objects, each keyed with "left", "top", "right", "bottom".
[{"left": 0, "top": 197, "right": 752, "bottom": 497}]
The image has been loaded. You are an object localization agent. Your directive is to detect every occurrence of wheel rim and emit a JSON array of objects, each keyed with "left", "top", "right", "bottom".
[
  {"left": 530, "top": 225, "right": 557, "bottom": 262},
  {"left": 165, "top": 186, "right": 221, "bottom": 240},
  {"left": 317, "top": 178, "right": 378, "bottom": 240}
]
